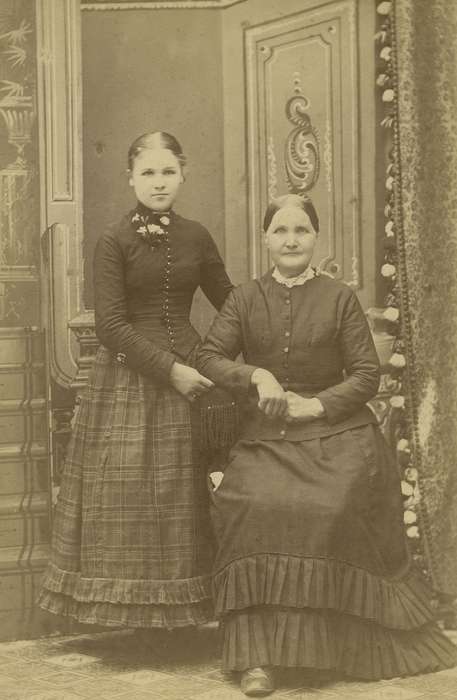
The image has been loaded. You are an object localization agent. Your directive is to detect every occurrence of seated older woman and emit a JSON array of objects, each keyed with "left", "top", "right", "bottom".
[{"left": 197, "top": 194, "right": 455, "bottom": 697}]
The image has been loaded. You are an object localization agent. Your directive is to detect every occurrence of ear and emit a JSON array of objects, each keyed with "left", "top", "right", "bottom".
[
  {"left": 127, "top": 169, "right": 133, "bottom": 187},
  {"left": 262, "top": 230, "right": 269, "bottom": 246}
]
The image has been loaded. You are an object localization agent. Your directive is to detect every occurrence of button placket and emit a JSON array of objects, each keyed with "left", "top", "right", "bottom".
[{"left": 161, "top": 231, "right": 176, "bottom": 353}]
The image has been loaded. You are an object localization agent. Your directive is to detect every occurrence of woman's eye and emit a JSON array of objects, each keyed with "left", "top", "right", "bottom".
[{"left": 164, "top": 169, "right": 177, "bottom": 176}]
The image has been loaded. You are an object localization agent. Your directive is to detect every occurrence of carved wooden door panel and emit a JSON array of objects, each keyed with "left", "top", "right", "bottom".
[{"left": 223, "top": 0, "right": 377, "bottom": 310}]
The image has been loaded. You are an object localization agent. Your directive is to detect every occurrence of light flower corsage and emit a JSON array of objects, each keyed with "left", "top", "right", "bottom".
[{"left": 132, "top": 211, "right": 170, "bottom": 247}]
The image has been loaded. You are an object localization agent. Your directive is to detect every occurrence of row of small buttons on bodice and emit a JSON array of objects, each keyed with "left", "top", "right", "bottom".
[
  {"left": 279, "top": 289, "right": 292, "bottom": 438},
  {"left": 162, "top": 233, "right": 176, "bottom": 353}
]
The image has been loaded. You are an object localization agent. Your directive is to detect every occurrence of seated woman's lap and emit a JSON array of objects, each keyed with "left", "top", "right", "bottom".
[{"left": 210, "top": 426, "right": 408, "bottom": 575}]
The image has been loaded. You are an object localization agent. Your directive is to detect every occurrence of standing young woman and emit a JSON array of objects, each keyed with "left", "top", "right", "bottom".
[{"left": 38, "top": 131, "right": 234, "bottom": 630}]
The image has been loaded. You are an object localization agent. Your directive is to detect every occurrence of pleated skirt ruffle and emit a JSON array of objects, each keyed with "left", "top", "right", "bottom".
[
  {"left": 211, "top": 434, "right": 457, "bottom": 677},
  {"left": 222, "top": 606, "right": 456, "bottom": 679},
  {"left": 217, "top": 553, "right": 456, "bottom": 677},
  {"left": 38, "top": 588, "right": 213, "bottom": 629}
]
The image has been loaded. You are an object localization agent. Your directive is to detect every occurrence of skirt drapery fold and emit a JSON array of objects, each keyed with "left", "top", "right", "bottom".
[{"left": 210, "top": 431, "right": 456, "bottom": 678}]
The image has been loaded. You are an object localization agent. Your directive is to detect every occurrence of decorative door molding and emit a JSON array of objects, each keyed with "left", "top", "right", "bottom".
[
  {"left": 245, "top": 0, "right": 360, "bottom": 286},
  {"left": 36, "top": 0, "right": 84, "bottom": 388}
]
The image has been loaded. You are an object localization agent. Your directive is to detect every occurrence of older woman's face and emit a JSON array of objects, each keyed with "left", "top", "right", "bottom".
[{"left": 264, "top": 206, "right": 317, "bottom": 277}]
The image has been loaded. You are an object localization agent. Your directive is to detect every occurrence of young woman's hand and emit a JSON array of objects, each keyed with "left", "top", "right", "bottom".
[
  {"left": 169, "top": 362, "right": 214, "bottom": 401},
  {"left": 285, "top": 392, "right": 325, "bottom": 423},
  {"left": 251, "top": 368, "right": 288, "bottom": 418}
]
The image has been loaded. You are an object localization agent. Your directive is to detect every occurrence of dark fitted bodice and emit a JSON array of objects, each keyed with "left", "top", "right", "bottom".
[
  {"left": 94, "top": 207, "right": 233, "bottom": 382},
  {"left": 197, "top": 271, "right": 381, "bottom": 438}
]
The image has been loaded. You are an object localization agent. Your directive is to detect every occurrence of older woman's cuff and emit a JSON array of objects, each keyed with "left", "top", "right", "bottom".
[{"left": 314, "top": 390, "right": 343, "bottom": 425}]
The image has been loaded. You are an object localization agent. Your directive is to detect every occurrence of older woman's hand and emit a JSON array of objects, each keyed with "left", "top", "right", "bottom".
[
  {"left": 251, "top": 368, "right": 288, "bottom": 418},
  {"left": 285, "top": 392, "right": 325, "bottom": 423}
]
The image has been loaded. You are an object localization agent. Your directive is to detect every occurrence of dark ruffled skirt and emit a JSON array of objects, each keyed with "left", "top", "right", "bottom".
[
  {"left": 210, "top": 428, "right": 457, "bottom": 678},
  {"left": 38, "top": 346, "right": 214, "bottom": 628}
]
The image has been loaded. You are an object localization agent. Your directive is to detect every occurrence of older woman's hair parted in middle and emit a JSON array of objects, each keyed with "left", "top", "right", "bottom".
[{"left": 263, "top": 194, "right": 320, "bottom": 234}]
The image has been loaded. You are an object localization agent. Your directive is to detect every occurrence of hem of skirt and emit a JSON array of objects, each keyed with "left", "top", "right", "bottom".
[
  {"left": 40, "top": 562, "right": 212, "bottom": 605},
  {"left": 213, "top": 553, "right": 436, "bottom": 630},
  {"left": 221, "top": 606, "right": 457, "bottom": 678},
  {"left": 37, "top": 589, "right": 214, "bottom": 629}
]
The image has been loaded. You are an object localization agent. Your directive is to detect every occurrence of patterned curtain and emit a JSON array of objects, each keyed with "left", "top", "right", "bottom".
[{"left": 393, "top": 0, "right": 457, "bottom": 596}]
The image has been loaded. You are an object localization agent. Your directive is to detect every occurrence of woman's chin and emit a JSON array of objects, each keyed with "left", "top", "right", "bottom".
[
  {"left": 276, "top": 261, "right": 311, "bottom": 277},
  {"left": 149, "top": 203, "right": 169, "bottom": 212}
]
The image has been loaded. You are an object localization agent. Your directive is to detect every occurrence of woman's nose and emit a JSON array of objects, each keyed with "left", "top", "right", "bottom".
[{"left": 285, "top": 235, "right": 298, "bottom": 247}]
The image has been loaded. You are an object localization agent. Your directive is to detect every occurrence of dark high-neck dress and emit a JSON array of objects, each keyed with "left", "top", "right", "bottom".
[
  {"left": 38, "top": 205, "right": 233, "bottom": 628},
  {"left": 197, "top": 269, "right": 456, "bottom": 678}
]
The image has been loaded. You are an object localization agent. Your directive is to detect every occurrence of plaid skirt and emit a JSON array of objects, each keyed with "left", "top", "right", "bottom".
[{"left": 38, "top": 346, "right": 214, "bottom": 628}]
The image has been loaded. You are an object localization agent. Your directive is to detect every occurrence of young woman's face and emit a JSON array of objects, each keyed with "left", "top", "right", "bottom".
[
  {"left": 264, "top": 206, "right": 317, "bottom": 277},
  {"left": 129, "top": 148, "right": 183, "bottom": 211}
]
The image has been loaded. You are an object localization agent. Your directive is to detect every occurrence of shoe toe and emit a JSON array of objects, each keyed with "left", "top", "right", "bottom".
[{"left": 240, "top": 667, "right": 275, "bottom": 697}]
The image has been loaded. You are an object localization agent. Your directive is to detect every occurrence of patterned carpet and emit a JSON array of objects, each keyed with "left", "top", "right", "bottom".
[{"left": 0, "top": 626, "right": 456, "bottom": 700}]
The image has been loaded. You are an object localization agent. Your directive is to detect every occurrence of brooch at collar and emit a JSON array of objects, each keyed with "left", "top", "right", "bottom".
[{"left": 131, "top": 211, "right": 170, "bottom": 248}]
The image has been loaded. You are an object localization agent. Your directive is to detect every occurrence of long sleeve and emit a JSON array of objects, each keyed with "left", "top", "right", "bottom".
[
  {"left": 93, "top": 233, "right": 176, "bottom": 382},
  {"left": 316, "top": 291, "right": 380, "bottom": 424},
  {"left": 199, "top": 230, "right": 234, "bottom": 311},
  {"left": 196, "top": 290, "right": 257, "bottom": 395}
]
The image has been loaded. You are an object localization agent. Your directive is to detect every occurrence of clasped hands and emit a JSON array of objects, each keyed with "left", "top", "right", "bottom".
[
  {"left": 168, "top": 363, "right": 325, "bottom": 422},
  {"left": 251, "top": 368, "right": 324, "bottom": 423}
]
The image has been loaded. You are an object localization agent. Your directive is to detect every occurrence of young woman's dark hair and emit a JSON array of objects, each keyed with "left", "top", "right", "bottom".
[{"left": 127, "top": 131, "right": 186, "bottom": 170}]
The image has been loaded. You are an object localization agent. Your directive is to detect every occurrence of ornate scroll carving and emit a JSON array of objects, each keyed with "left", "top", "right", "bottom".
[{"left": 284, "top": 94, "right": 320, "bottom": 195}]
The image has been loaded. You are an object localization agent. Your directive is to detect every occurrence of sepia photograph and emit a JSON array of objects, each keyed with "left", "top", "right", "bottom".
[{"left": 0, "top": 0, "right": 456, "bottom": 698}]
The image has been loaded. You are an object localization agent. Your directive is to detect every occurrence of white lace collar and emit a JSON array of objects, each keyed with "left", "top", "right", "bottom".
[{"left": 272, "top": 265, "right": 316, "bottom": 288}]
